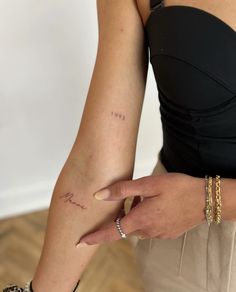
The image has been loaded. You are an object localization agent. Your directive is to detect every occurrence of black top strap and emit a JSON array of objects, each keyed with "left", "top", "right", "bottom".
[{"left": 150, "top": 0, "right": 164, "bottom": 11}]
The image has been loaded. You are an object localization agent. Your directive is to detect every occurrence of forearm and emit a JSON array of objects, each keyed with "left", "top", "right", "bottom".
[
  {"left": 32, "top": 154, "right": 134, "bottom": 292},
  {"left": 31, "top": 2, "right": 147, "bottom": 288}
]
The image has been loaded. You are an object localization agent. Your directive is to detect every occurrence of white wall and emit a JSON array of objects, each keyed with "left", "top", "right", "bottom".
[{"left": 0, "top": 0, "right": 162, "bottom": 220}]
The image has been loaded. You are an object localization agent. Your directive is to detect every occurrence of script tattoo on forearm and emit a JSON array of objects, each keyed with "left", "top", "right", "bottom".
[
  {"left": 111, "top": 111, "right": 125, "bottom": 120},
  {"left": 59, "top": 192, "right": 87, "bottom": 209}
]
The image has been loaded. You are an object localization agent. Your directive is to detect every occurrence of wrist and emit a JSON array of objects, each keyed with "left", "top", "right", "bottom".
[
  {"left": 31, "top": 279, "right": 80, "bottom": 292},
  {"left": 196, "top": 176, "right": 207, "bottom": 224}
]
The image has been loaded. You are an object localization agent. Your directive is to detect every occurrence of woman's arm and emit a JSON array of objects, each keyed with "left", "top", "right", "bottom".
[{"left": 32, "top": 0, "right": 148, "bottom": 291}]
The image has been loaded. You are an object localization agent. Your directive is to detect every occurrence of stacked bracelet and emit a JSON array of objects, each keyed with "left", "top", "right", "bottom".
[{"left": 204, "top": 174, "right": 222, "bottom": 225}]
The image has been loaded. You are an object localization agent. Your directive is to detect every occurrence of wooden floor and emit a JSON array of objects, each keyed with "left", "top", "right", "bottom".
[{"left": 0, "top": 209, "right": 145, "bottom": 292}]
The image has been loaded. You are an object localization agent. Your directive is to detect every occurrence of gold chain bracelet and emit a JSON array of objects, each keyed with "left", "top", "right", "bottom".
[
  {"left": 214, "top": 175, "right": 222, "bottom": 224},
  {"left": 205, "top": 175, "right": 213, "bottom": 225}
]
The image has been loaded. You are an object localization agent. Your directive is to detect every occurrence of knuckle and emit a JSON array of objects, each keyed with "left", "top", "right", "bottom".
[
  {"left": 143, "top": 177, "right": 156, "bottom": 194},
  {"left": 119, "top": 181, "right": 129, "bottom": 198}
]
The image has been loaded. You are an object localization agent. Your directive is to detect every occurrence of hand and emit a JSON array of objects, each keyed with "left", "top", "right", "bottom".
[{"left": 78, "top": 173, "right": 206, "bottom": 245}]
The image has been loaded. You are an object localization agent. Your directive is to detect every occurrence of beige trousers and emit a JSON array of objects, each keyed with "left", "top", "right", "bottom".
[{"left": 133, "top": 150, "right": 236, "bottom": 292}]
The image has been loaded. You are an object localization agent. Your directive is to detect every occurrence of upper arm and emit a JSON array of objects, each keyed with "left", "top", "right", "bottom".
[{"left": 69, "top": 0, "right": 149, "bottom": 181}]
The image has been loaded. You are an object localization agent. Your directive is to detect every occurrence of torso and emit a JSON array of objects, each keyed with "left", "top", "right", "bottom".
[
  {"left": 136, "top": 0, "right": 236, "bottom": 31},
  {"left": 137, "top": 0, "right": 236, "bottom": 178}
]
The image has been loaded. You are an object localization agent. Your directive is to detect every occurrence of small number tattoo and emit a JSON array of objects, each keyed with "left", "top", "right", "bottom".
[{"left": 111, "top": 111, "right": 125, "bottom": 120}]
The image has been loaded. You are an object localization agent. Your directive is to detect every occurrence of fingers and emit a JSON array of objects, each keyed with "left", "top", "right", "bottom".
[
  {"left": 77, "top": 205, "right": 141, "bottom": 246},
  {"left": 94, "top": 175, "right": 160, "bottom": 201}
]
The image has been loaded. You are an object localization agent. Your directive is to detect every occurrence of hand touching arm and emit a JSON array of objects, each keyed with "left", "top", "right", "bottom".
[{"left": 32, "top": 0, "right": 149, "bottom": 291}]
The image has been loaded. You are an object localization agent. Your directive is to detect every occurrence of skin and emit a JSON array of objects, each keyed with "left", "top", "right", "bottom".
[
  {"left": 78, "top": 175, "right": 236, "bottom": 245},
  {"left": 30, "top": 1, "right": 236, "bottom": 291},
  {"left": 59, "top": 192, "right": 87, "bottom": 209},
  {"left": 31, "top": 1, "right": 148, "bottom": 291},
  {"left": 77, "top": 0, "right": 236, "bottom": 245}
]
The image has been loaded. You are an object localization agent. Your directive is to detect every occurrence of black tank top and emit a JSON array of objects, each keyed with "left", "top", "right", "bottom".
[{"left": 145, "top": 0, "right": 236, "bottom": 178}]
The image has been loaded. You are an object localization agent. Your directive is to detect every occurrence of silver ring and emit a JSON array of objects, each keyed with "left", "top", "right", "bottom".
[{"left": 115, "top": 216, "right": 127, "bottom": 239}]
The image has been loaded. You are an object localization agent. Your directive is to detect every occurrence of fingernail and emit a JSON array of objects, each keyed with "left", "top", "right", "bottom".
[
  {"left": 76, "top": 242, "right": 88, "bottom": 247},
  {"left": 94, "top": 188, "right": 110, "bottom": 200}
]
